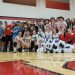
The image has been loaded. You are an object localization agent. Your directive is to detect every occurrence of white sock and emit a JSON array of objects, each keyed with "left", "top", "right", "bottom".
[
  {"left": 13, "top": 47, "right": 16, "bottom": 52},
  {"left": 22, "top": 49, "right": 25, "bottom": 52}
]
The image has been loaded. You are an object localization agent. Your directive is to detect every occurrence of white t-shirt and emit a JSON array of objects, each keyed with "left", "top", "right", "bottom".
[
  {"left": 15, "top": 36, "right": 23, "bottom": 42},
  {"left": 53, "top": 33, "right": 59, "bottom": 40},
  {"left": 57, "top": 21, "right": 67, "bottom": 29},
  {"left": 32, "top": 34, "right": 38, "bottom": 41},
  {"left": 45, "top": 31, "right": 52, "bottom": 39}
]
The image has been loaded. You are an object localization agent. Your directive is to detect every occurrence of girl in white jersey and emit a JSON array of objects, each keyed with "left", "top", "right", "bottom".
[
  {"left": 45, "top": 26, "right": 52, "bottom": 42},
  {"left": 24, "top": 31, "right": 32, "bottom": 51},
  {"left": 31, "top": 30, "right": 38, "bottom": 51},
  {"left": 57, "top": 17, "right": 67, "bottom": 30},
  {"left": 13, "top": 31, "right": 25, "bottom": 52}
]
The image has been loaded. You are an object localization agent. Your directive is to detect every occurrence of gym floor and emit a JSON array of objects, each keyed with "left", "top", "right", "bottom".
[{"left": 0, "top": 52, "right": 75, "bottom": 75}]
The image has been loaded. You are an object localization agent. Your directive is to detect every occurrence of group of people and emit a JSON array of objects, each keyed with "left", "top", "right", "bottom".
[{"left": 0, "top": 16, "right": 75, "bottom": 53}]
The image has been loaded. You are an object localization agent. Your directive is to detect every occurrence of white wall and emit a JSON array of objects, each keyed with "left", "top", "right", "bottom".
[
  {"left": 70, "top": 0, "right": 75, "bottom": 19},
  {"left": 0, "top": 0, "right": 74, "bottom": 19}
]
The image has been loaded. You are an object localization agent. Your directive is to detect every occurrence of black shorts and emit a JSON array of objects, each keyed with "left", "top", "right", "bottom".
[
  {"left": 2, "top": 37, "right": 7, "bottom": 42},
  {"left": 0, "top": 38, "right": 2, "bottom": 42}
]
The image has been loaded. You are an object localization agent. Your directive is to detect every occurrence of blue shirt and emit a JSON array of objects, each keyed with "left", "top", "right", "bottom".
[
  {"left": 13, "top": 27, "right": 20, "bottom": 39},
  {"left": 0, "top": 27, "right": 4, "bottom": 35}
]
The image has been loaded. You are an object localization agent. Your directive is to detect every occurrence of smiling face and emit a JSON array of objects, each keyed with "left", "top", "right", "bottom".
[
  {"left": 45, "top": 20, "right": 49, "bottom": 24},
  {"left": 51, "top": 18, "right": 55, "bottom": 22},
  {"left": 38, "top": 28, "right": 42, "bottom": 33},
  {"left": 60, "top": 17, "right": 64, "bottom": 22},
  {"left": 56, "top": 17, "right": 60, "bottom": 22},
  {"left": 19, "top": 32, "right": 22, "bottom": 37},
  {"left": 4, "top": 21, "right": 8, "bottom": 26},
  {"left": 67, "top": 28, "right": 72, "bottom": 34},
  {"left": 26, "top": 31, "right": 30, "bottom": 36},
  {"left": 33, "top": 31, "right": 36, "bottom": 35}
]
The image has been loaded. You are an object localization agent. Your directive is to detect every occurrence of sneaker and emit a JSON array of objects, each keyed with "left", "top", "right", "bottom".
[
  {"left": 49, "top": 49, "right": 53, "bottom": 53},
  {"left": 61, "top": 49, "right": 64, "bottom": 53}
]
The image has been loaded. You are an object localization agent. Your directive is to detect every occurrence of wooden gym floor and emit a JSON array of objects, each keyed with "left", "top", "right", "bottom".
[{"left": 0, "top": 52, "right": 75, "bottom": 75}]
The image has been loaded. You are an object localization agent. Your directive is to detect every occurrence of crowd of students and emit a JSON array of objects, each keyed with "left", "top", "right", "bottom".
[{"left": 0, "top": 17, "right": 75, "bottom": 53}]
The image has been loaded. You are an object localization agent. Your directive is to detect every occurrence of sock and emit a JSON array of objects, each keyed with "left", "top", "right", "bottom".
[
  {"left": 13, "top": 47, "right": 17, "bottom": 52},
  {"left": 22, "top": 48, "right": 25, "bottom": 52}
]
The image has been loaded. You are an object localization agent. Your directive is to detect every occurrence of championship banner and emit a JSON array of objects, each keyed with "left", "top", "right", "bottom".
[
  {"left": 3, "top": 0, "right": 36, "bottom": 6},
  {"left": 46, "top": 0, "right": 70, "bottom": 10}
]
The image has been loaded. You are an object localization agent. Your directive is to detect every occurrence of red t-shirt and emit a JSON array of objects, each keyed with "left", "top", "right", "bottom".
[
  {"left": 59, "top": 34, "right": 66, "bottom": 42},
  {"left": 59, "top": 33, "right": 71, "bottom": 43},
  {"left": 72, "top": 30, "right": 75, "bottom": 34},
  {"left": 5, "top": 24, "right": 14, "bottom": 36},
  {"left": 71, "top": 33, "right": 75, "bottom": 44},
  {"left": 65, "top": 33, "right": 71, "bottom": 43}
]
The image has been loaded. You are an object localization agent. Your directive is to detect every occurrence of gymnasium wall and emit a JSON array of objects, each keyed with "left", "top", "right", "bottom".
[
  {"left": 70, "top": 0, "right": 75, "bottom": 19},
  {"left": 0, "top": 0, "right": 74, "bottom": 19}
]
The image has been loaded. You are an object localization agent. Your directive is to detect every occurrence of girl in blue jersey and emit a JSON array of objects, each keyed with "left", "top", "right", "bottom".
[{"left": 13, "top": 25, "right": 21, "bottom": 39}]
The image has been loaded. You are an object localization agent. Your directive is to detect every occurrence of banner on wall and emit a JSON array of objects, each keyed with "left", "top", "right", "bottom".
[
  {"left": 46, "top": 0, "right": 70, "bottom": 10},
  {"left": 3, "top": 0, "right": 36, "bottom": 6}
]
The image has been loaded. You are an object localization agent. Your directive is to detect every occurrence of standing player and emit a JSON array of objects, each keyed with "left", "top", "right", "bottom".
[
  {"left": 0, "top": 21, "right": 4, "bottom": 51},
  {"left": 4, "top": 21, "right": 14, "bottom": 52},
  {"left": 13, "top": 25, "right": 20, "bottom": 39}
]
